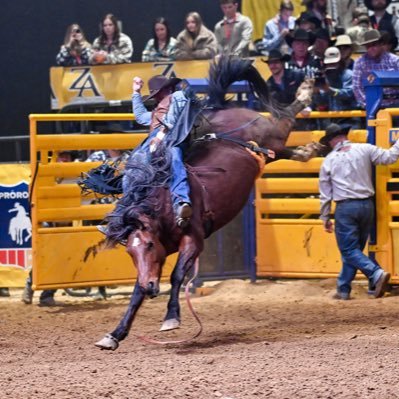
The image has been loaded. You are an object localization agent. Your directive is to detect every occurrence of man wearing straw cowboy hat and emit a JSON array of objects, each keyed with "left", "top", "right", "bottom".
[
  {"left": 352, "top": 29, "right": 399, "bottom": 109},
  {"left": 319, "top": 123, "right": 399, "bottom": 300}
]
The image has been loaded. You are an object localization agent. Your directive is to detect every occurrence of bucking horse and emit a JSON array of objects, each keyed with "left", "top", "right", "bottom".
[{"left": 90, "top": 56, "right": 320, "bottom": 350}]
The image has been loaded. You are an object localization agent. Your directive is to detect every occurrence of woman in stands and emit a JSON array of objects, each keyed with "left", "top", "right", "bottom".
[
  {"left": 90, "top": 13, "right": 133, "bottom": 64},
  {"left": 56, "top": 24, "right": 91, "bottom": 66},
  {"left": 142, "top": 17, "right": 177, "bottom": 62},
  {"left": 175, "top": 12, "right": 217, "bottom": 60}
]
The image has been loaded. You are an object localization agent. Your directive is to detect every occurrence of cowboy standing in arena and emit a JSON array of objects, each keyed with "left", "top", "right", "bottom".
[{"left": 318, "top": 123, "right": 399, "bottom": 300}]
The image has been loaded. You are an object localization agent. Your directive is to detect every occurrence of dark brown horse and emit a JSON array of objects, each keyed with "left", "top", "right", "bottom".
[{"left": 94, "top": 57, "right": 318, "bottom": 350}]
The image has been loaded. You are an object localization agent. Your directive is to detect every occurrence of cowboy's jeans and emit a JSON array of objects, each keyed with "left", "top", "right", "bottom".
[
  {"left": 170, "top": 146, "right": 190, "bottom": 208},
  {"left": 122, "top": 133, "right": 190, "bottom": 209},
  {"left": 334, "top": 199, "right": 383, "bottom": 295}
]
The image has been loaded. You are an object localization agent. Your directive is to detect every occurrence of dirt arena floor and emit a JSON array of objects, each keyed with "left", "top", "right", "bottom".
[{"left": 1, "top": 278, "right": 399, "bottom": 399}]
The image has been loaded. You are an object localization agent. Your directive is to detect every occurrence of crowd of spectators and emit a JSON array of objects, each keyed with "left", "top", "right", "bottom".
[
  {"left": 260, "top": 0, "right": 399, "bottom": 116},
  {"left": 54, "top": 0, "right": 399, "bottom": 114}
]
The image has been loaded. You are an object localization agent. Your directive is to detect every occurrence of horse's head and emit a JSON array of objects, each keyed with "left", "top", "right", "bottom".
[{"left": 126, "top": 226, "right": 166, "bottom": 298}]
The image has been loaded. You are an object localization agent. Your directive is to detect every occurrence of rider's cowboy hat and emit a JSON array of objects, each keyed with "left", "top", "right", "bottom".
[
  {"left": 145, "top": 75, "right": 181, "bottom": 102},
  {"left": 286, "top": 28, "right": 315, "bottom": 47},
  {"left": 319, "top": 123, "right": 351, "bottom": 146},
  {"left": 364, "top": 0, "right": 391, "bottom": 10},
  {"left": 262, "top": 49, "right": 290, "bottom": 64},
  {"left": 360, "top": 29, "right": 382, "bottom": 46}
]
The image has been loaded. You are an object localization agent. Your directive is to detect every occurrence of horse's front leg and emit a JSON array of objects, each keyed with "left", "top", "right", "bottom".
[
  {"left": 160, "top": 235, "right": 203, "bottom": 332},
  {"left": 95, "top": 282, "right": 145, "bottom": 350}
]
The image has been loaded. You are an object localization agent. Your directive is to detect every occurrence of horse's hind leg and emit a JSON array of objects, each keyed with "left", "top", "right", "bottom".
[
  {"left": 95, "top": 282, "right": 145, "bottom": 350},
  {"left": 160, "top": 235, "right": 203, "bottom": 332}
]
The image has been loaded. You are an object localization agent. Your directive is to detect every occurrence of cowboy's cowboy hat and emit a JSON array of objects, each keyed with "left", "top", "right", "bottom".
[
  {"left": 296, "top": 12, "right": 322, "bottom": 30},
  {"left": 360, "top": 29, "right": 382, "bottom": 46},
  {"left": 145, "top": 75, "right": 181, "bottom": 102},
  {"left": 261, "top": 49, "right": 290, "bottom": 64},
  {"left": 286, "top": 28, "right": 315, "bottom": 47},
  {"left": 319, "top": 123, "right": 351, "bottom": 146}
]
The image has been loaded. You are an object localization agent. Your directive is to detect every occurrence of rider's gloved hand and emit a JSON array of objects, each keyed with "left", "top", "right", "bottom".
[{"left": 149, "top": 131, "right": 166, "bottom": 153}]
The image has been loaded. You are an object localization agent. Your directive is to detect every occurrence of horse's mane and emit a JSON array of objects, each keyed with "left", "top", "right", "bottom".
[
  {"left": 104, "top": 145, "right": 171, "bottom": 247},
  {"left": 206, "top": 56, "right": 293, "bottom": 120}
]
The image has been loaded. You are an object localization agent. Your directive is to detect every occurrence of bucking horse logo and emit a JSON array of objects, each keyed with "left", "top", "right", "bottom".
[{"left": 8, "top": 202, "right": 32, "bottom": 245}]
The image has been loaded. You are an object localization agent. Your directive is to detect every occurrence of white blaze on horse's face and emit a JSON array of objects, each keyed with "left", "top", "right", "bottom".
[
  {"left": 127, "top": 229, "right": 166, "bottom": 297},
  {"left": 132, "top": 237, "right": 141, "bottom": 247}
]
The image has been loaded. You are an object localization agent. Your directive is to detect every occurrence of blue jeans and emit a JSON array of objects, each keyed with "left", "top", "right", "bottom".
[
  {"left": 123, "top": 131, "right": 191, "bottom": 211},
  {"left": 170, "top": 146, "right": 190, "bottom": 208},
  {"left": 334, "top": 198, "right": 383, "bottom": 295}
]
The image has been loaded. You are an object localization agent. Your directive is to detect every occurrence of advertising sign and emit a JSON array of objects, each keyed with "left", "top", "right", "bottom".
[{"left": 0, "top": 165, "right": 31, "bottom": 287}]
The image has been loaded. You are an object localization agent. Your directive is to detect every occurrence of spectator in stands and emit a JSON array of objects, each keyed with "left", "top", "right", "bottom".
[
  {"left": 346, "top": 8, "right": 371, "bottom": 53},
  {"left": 90, "top": 13, "right": 133, "bottom": 65},
  {"left": 264, "top": 49, "right": 305, "bottom": 106},
  {"left": 364, "top": 0, "right": 399, "bottom": 51},
  {"left": 309, "top": 28, "right": 331, "bottom": 75},
  {"left": 56, "top": 24, "right": 91, "bottom": 66},
  {"left": 312, "top": 47, "right": 359, "bottom": 128},
  {"left": 352, "top": 29, "right": 399, "bottom": 109},
  {"left": 286, "top": 29, "right": 319, "bottom": 75},
  {"left": 319, "top": 123, "right": 397, "bottom": 300},
  {"left": 295, "top": 11, "right": 322, "bottom": 32},
  {"left": 142, "top": 17, "right": 177, "bottom": 62},
  {"left": 311, "top": 28, "right": 331, "bottom": 59},
  {"left": 257, "top": 0, "right": 296, "bottom": 56},
  {"left": 380, "top": 30, "right": 397, "bottom": 53},
  {"left": 214, "top": 0, "right": 253, "bottom": 57},
  {"left": 306, "top": 0, "right": 334, "bottom": 37},
  {"left": 335, "top": 35, "right": 355, "bottom": 70},
  {"left": 175, "top": 12, "right": 217, "bottom": 60}
]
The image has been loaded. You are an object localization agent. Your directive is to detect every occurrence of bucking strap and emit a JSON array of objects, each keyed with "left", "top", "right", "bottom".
[{"left": 195, "top": 133, "right": 275, "bottom": 159}]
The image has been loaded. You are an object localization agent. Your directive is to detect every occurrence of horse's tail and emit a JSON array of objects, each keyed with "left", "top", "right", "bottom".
[
  {"left": 104, "top": 145, "right": 171, "bottom": 248},
  {"left": 206, "top": 56, "right": 290, "bottom": 119}
]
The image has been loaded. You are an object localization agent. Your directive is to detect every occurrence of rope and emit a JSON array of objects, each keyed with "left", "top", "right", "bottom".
[{"left": 136, "top": 257, "right": 203, "bottom": 345}]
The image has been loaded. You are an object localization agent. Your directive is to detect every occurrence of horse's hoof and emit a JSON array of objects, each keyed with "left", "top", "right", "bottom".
[
  {"left": 159, "top": 319, "right": 181, "bottom": 332},
  {"left": 94, "top": 333, "right": 119, "bottom": 350}
]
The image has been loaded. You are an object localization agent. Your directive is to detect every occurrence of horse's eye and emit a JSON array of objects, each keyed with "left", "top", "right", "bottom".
[{"left": 146, "top": 242, "right": 154, "bottom": 250}]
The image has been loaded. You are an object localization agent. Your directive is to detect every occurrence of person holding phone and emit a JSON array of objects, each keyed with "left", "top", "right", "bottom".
[
  {"left": 312, "top": 46, "right": 359, "bottom": 128},
  {"left": 56, "top": 24, "right": 91, "bottom": 66},
  {"left": 257, "top": 0, "right": 296, "bottom": 55}
]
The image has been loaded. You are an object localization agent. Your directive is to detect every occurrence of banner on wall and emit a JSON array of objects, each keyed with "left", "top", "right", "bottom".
[
  {"left": 50, "top": 59, "right": 271, "bottom": 110},
  {"left": 0, "top": 165, "right": 31, "bottom": 287}
]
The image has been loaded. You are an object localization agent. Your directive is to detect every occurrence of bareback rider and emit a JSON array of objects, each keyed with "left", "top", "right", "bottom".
[{"left": 132, "top": 74, "right": 193, "bottom": 227}]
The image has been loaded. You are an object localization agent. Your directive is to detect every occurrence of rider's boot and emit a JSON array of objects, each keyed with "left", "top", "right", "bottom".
[{"left": 176, "top": 202, "right": 192, "bottom": 228}]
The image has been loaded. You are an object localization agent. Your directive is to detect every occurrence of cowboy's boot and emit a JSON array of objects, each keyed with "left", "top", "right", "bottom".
[
  {"left": 0, "top": 288, "right": 10, "bottom": 297},
  {"left": 22, "top": 283, "right": 34, "bottom": 304},
  {"left": 176, "top": 202, "right": 192, "bottom": 228}
]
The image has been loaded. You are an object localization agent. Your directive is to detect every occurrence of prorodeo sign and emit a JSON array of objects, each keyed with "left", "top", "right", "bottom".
[{"left": 0, "top": 181, "right": 32, "bottom": 269}]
